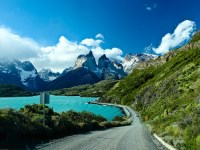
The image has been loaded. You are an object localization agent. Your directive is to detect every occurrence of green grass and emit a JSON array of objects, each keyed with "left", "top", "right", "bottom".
[
  {"left": 100, "top": 31, "right": 200, "bottom": 149},
  {"left": 51, "top": 80, "right": 118, "bottom": 97},
  {"left": 0, "top": 84, "right": 37, "bottom": 97}
]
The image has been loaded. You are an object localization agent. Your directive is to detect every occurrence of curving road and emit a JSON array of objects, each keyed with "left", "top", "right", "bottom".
[{"left": 36, "top": 107, "right": 165, "bottom": 150}]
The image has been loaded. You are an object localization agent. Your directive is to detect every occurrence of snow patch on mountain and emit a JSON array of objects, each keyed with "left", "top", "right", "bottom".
[
  {"left": 73, "top": 52, "right": 126, "bottom": 80},
  {"left": 122, "top": 53, "right": 158, "bottom": 73},
  {"left": 15, "top": 65, "right": 37, "bottom": 86},
  {"left": 39, "top": 68, "right": 60, "bottom": 82}
]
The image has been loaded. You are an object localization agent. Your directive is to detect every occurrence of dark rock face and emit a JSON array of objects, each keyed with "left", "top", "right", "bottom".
[
  {"left": 74, "top": 51, "right": 126, "bottom": 80},
  {"left": 46, "top": 51, "right": 127, "bottom": 90},
  {"left": 74, "top": 51, "right": 97, "bottom": 71},
  {"left": 48, "top": 68, "right": 100, "bottom": 90},
  {"left": 98, "top": 54, "right": 126, "bottom": 79}
]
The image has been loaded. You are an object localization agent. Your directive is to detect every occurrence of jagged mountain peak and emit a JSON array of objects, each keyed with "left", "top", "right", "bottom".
[
  {"left": 99, "top": 53, "right": 112, "bottom": 63},
  {"left": 86, "top": 50, "right": 94, "bottom": 57},
  {"left": 0, "top": 59, "right": 46, "bottom": 91},
  {"left": 74, "top": 51, "right": 97, "bottom": 70},
  {"left": 73, "top": 51, "right": 126, "bottom": 80},
  {"left": 99, "top": 54, "right": 108, "bottom": 60},
  {"left": 38, "top": 68, "right": 60, "bottom": 82},
  {"left": 22, "top": 61, "right": 36, "bottom": 71},
  {"left": 122, "top": 53, "right": 158, "bottom": 73}
]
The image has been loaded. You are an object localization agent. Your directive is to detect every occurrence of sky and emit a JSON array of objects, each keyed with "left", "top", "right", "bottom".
[{"left": 0, "top": 0, "right": 199, "bottom": 72}]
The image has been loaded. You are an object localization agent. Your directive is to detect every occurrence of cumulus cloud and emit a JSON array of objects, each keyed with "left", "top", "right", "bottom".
[
  {"left": 33, "top": 37, "right": 123, "bottom": 72},
  {"left": 153, "top": 20, "right": 196, "bottom": 54},
  {"left": 92, "top": 47, "right": 123, "bottom": 62},
  {"left": 95, "top": 33, "right": 104, "bottom": 39},
  {"left": 0, "top": 26, "right": 39, "bottom": 59},
  {"left": 30, "top": 36, "right": 89, "bottom": 72},
  {"left": 80, "top": 38, "right": 103, "bottom": 47},
  {"left": 0, "top": 27, "right": 123, "bottom": 72}
]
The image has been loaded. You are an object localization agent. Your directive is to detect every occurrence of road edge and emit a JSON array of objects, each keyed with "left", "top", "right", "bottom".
[
  {"left": 89, "top": 101, "right": 131, "bottom": 120},
  {"left": 153, "top": 134, "right": 176, "bottom": 150},
  {"left": 93, "top": 102, "right": 176, "bottom": 150}
]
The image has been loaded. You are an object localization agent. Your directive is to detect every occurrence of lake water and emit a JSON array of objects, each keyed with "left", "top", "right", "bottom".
[{"left": 0, "top": 95, "right": 124, "bottom": 120}]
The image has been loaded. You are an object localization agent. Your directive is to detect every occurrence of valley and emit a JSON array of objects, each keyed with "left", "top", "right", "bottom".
[
  {"left": 0, "top": 31, "right": 200, "bottom": 149},
  {"left": 0, "top": 1, "right": 200, "bottom": 150}
]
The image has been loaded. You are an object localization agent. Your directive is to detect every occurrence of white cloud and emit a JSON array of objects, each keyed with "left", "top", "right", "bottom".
[
  {"left": 92, "top": 47, "right": 123, "bottom": 62},
  {"left": 95, "top": 33, "right": 104, "bottom": 39},
  {"left": 0, "top": 26, "right": 124, "bottom": 72},
  {"left": 32, "top": 38, "right": 123, "bottom": 72},
  {"left": 30, "top": 36, "right": 89, "bottom": 72},
  {"left": 80, "top": 38, "right": 103, "bottom": 47},
  {"left": 0, "top": 26, "right": 39, "bottom": 59},
  {"left": 153, "top": 20, "right": 196, "bottom": 54}
]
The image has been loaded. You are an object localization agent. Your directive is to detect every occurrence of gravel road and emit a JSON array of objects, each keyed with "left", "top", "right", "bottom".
[{"left": 35, "top": 107, "right": 164, "bottom": 150}]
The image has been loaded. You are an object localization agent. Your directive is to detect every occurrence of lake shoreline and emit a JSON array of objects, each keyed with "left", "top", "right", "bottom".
[
  {"left": 0, "top": 95, "right": 124, "bottom": 121},
  {"left": 87, "top": 101, "right": 130, "bottom": 118}
]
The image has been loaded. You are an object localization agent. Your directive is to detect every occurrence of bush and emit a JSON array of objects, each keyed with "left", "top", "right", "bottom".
[
  {"left": 178, "top": 116, "right": 192, "bottom": 129},
  {"left": 0, "top": 104, "right": 129, "bottom": 147},
  {"left": 196, "top": 134, "right": 200, "bottom": 148},
  {"left": 112, "top": 116, "right": 125, "bottom": 122},
  {"left": 99, "top": 121, "right": 112, "bottom": 128},
  {"left": 173, "top": 138, "right": 185, "bottom": 150}
]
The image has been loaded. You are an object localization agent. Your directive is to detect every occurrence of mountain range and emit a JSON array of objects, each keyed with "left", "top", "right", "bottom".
[
  {"left": 0, "top": 51, "right": 157, "bottom": 91},
  {"left": 0, "top": 58, "right": 47, "bottom": 91}
]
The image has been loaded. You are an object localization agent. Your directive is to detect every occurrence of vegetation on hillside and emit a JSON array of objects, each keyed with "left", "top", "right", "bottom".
[
  {"left": 51, "top": 80, "right": 118, "bottom": 97},
  {"left": 0, "top": 104, "right": 130, "bottom": 148},
  {"left": 100, "top": 31, "right": 200, "bottom": 149},
  {"left": 0, "top": 84, "right": 36, "bottom": 97}
]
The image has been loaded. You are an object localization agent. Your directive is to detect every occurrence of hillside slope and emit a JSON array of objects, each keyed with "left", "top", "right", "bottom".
[
  {"left": 0, "top": 84, "right": 36, "bottom": 97},
  {"left": 100, "top": 31, "right": 200, "bottom": 149},
  {"left": 51, "top": 80, "right": 118, "bottom": 97}
]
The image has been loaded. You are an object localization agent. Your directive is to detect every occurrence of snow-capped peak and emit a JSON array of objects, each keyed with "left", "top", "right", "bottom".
[
  {"left": 122, "top": 53, "right": 158, "bottom": 73},
  {"left": 38, "top": 68, "right": 60, "bottom": 82}
]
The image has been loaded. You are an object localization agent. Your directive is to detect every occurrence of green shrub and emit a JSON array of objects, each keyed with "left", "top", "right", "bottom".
[
  {"left": 196, "top": 134, "right": 200, "bottom": 149},
  {"left": 99, "top": 121, "right": 112, "bottom": 128},
  {"left": 112, "top": 116, "right": 125, "bottom": 122},
  {"left": 0, "top": 104, "right": 112, "bottom": 147}
]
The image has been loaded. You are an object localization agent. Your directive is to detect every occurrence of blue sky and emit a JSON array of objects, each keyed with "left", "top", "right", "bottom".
[{"left": 0, "top": 0, "right": 199, "bottom": 72}]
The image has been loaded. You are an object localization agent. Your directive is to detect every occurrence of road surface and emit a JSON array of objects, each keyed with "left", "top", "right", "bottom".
[{"left": 36, "top": 107, "right": 164, "bottom": 150}]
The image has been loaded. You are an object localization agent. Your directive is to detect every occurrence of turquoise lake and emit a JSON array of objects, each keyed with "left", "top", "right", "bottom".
[{"left": 0, "top": 95, "right": 123, "bottom": 120}]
